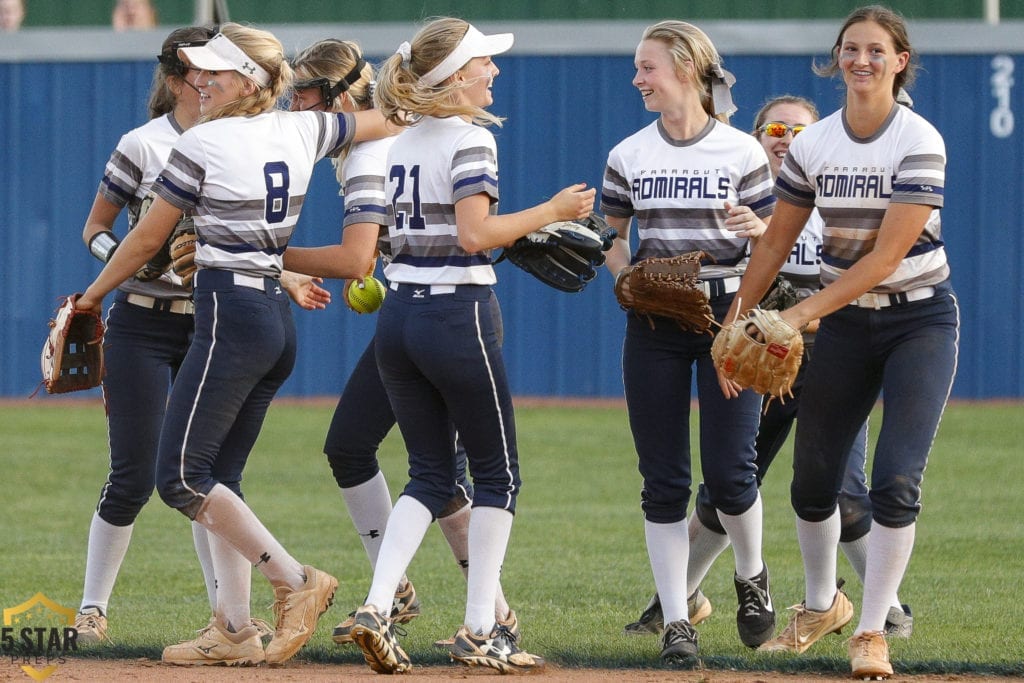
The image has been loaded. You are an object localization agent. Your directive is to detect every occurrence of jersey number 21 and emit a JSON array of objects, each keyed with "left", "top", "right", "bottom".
[{"left": 390, "top": 164, "right": 426, "bottom": 230}]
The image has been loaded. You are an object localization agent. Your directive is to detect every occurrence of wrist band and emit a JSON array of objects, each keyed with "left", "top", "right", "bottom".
[{"left": 88, "top": 230, "right": 120, "bottom": 263}]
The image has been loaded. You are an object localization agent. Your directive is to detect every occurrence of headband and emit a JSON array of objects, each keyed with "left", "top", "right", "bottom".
[
  {"left": 417, "top": 25, "right": 513, "bottom": 87},
  {"left": 178, "top": 33, "right": 271, "bottom": 88}
]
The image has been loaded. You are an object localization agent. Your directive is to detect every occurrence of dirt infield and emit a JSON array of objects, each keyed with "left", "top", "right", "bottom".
[{"left": 10, "top": 659, "right": 1015, "bottom": 682}]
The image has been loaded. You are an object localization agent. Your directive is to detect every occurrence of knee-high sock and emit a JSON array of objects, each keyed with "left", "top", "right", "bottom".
[
  {"left": 645, "top": 519, "right": 689, "bottom": 625},
  {"left": 465, "top": 506, "right": 513, "bottom": 634},
  {"left": 209, "top": 531, "right": 252, "bottom": 632},
  {"left": 686, "top": 514, "right": 730, "bottom": 596},
  {"left": 192, "top": 522, "right": 218, "bottom": 612},
  {"left": 796, "top": 508, "right": 841, "bottom": 611},
  {"left": 340, "top": 471, "right": 393, "bottom": 570},
  {"left": 717, "top": 492, "right": 765, "bottom": 579},
  {"left": 366, "top": 495, "right": 432, "bottom": 615},
  {"left": 857, "top": 522, "right": 915, "bottom": 633},
  {"left": 194, "top": 484, "right": 304, "bottom": 590},
  {"left": 840, "top": 532, "right": 903, "bottom": 611},
  {"left": 80, "top": 513, "right": 133, "bottom": 614},
  {"left": 438, "top": 503, "right": 511, "bottom": 620}
]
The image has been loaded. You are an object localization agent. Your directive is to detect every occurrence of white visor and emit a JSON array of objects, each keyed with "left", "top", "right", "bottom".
[
  {"left": 418, "top": 25, "right": 513, "bottom": 87},
  {"left": 178, "top": 33, "right": 271, "bottom": 88}
]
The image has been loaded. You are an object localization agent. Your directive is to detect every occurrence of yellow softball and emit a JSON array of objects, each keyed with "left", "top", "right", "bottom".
[{"left": 347, "top": 276, "right": 386, "bottom": 314}]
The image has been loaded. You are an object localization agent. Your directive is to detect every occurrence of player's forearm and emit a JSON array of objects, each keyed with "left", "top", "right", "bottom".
[{"left": 283, "top": 245, "right": 370, "bottom": 279}]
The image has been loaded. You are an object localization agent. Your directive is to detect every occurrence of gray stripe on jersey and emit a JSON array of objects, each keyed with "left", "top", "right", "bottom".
[
  {"left": 634, "top": 207, "right": 750, "bottom": 263},
  {"left": 452, "top": 145, "right": 499, "bottom": 203},
  {"left": 99, "top": 149, "right": 143, "bottom": 208},
  {"left": 202, "top": 195, "right": 305, "bottom": 221},
  {"left": 387, "top": 202, "right": 463, "bottom": 257},
  {"left": 342, "top": 173, "right": 387, "bottom": 227}
]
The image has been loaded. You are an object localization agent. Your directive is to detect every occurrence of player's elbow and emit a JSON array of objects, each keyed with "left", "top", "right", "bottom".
[{"left": 457, "top": 229, "right": 490, "bottom": 254}]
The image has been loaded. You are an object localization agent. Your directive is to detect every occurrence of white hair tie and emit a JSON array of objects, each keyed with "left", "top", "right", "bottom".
[
  {"left": 709, "top": 63, "right": 737, "bottom": 118},
  {"left": 396, "top": 41, "right": 411, "bottom": 67}
]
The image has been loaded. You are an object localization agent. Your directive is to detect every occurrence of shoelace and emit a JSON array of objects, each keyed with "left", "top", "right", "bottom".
[
  {"left": 736, "top": 576, "right": 770, "bottom": 617},
  {"left": 494, "top": 624, "right": 518, "bottom": 646},
  {"left": 777, "top": 604, "right": 808, "bottom": 647},
  {"left": 662, "top": 621, "right": 696, "bottom": 645}
]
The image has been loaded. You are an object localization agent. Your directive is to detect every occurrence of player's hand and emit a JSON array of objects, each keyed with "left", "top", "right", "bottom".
[
  {"left": 75, "top": 290, "right": 103, "bottom": 316},
  {"left": 723, "top": 202, "right": 766, "bottom": 239},
  {"left": 281, "top": 271, "right": 331, "bottom": 310},
  {"left": 549, "top": 183, "right": 597, "bottom": 222}
]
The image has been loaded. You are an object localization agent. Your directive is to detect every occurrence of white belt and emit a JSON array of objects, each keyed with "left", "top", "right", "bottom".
[
  {"left": 389, "top": 282, "right": 457, "bottom": 295},
  {"left": 233, "top": 273, "right": 266, "bottom": 290},
  {"left": 697, "top": 276, "right": 741, "bottom": 299},
  {"left": 849, "top": 286, "right": 935, "bottom": 309},
  {"left": 126, "top": 293, "right": 194, "bottom": 315}
]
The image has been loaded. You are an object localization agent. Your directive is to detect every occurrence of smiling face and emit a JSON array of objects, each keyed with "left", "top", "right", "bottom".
[
  {"left": 193, "top": 69, "right": 251, "bottom": 114},
  {"left": 837, "top": 20, "right": 909, "bottom": 98},
  {"left": 756, "top": 102, "right": 817, "bottom": 178},
  {"left": 632, "top": 38, "right": 690, "bottom": 113},
  {"left": 456, "top": 55, "right": 499, "bottom": 108}
]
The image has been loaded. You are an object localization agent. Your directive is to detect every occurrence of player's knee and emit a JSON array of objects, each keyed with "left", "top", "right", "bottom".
[
  {"left": 838, "top": 491, "right": 872, "bottom": 542},
  {"left": 694, "top": 483, "right": 727, "bottom": 534},
  {"left": 868, "top": 475, "right": 921, "bottom": 527},
  {"left": 157, "top": 478, "right": 205, "bottom": 520},
  {"left": 326, "top": 450, "right": 380, "bottom": 489},
  {"left": 437, "top": 495, "right": 470, "bottom": 519}
]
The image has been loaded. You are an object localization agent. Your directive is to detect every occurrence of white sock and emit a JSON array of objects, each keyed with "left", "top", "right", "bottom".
[
  {"left": 796, "top": 509, "right": 841, "bottom": 611},
  {"left": 437, "top": 504, "right": 512, "bottom": 619},
  {"left": 366, "top": 496, "right": 432, "bottom": 614},
  {"left": 686, "top": 513, "right": 731, "bottom": 596},
  {"left": 644, "top": 519, "right": 689, "bottom": 625},
  {"left": 858, "top": 522, "right": 915, "bottom": 634},
  {"left": 192, "top": 522, "right": 218, "bottom": 612},
  {"left": 717, "top": 492, "right": 765, "bottom": 579},
  {"left": 80, "top": 513, "right": 134, "bottom": 614},
  {"left": 194, "top": 484, "right": 304, "bottom": 590},
  {"left": 340, "top": 471, "right": 393, "bottom": 570},
  {"left": 839, "top": 534, "right": 868, "bottom": 583},
  {"left": 841, "top": 532, "right": 903, "bottom": 611},
  {"left": 209, "top": 531, "right": 252, "bottom": 632},
  {"left": 465, "top": 506, "right": 513, "bottom": 635}
]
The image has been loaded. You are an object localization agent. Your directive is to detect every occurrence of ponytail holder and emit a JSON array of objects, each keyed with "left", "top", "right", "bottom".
[
  {"left": 708, "top": 63, "right": 737, "bottom": 118},
  {"left": 396, "top": 41, "right": 412, "bottom": 67}
]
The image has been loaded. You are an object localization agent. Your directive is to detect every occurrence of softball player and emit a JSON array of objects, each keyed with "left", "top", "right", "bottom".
[
  {"left": 723, "top": 7, "right": 958, "bottom": 678},
  {"left": 602, "top": 20, "right": 778, "bottom": 662},
  {"left": 74, "top": 25, "right": 226, "bottom": 645},
  {"left": 343, "top": 17, "right": 593, "bottom": 674},
  {"left": 283, "top": 38, "right": 517, "bottom": 648},
  {"left": 625, "top": 95, "right": 913, "bottom": 640},
  {"left": 75, "top": 23, "right": 393, "bottom": 667}
]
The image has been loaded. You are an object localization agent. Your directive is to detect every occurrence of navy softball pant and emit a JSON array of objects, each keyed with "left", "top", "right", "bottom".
[
  {"left": 323, "top": 293, "right": 503, "bottom": 510},
  {"left": 792, "top": 286, "right": 959, "bottom": 527},
  {"left": 374, "top": 284, "right": 520, "bottom": 517},
  {"left": 623, "top": 296, "right": 762, "bottom": 525},
  {"left": 156, "top": 270, "right": 296, "bottom": 518},
  {"left": 96, "top": 292, "right": 193, "bottom": 526}
]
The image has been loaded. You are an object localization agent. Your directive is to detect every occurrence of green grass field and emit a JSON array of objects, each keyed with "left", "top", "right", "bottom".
[{"left": 1, "top": 400, "right": 1022, "bottom": 676}]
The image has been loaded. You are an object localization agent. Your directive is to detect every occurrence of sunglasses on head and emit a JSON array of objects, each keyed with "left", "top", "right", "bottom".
[{"left": 758, "top": 122, "right": 806, "bottom": 138}]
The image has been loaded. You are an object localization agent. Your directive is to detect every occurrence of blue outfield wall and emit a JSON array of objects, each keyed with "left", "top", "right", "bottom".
[{"left": 1, "top": 50, "right": 1022, "bottom": 399}]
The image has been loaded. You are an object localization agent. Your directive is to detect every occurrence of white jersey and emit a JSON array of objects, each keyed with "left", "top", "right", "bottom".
[
  {"left": 154, "top": 110, "right": 356, "bottom": 277},
  {"left": 776, "top": 104, "right": 948, "bottom": 293},
  {"left": 338, "top": 136, "right": 394, "bottom": 260},
  {"left": 383, "top": 116, "right": 499, "bottom": 286},
  {"left": 98, "top": 113, "right": 190, "bottom": 298},
  {"left": 781, "top": 208, "right": 824, "bottom": 298},
  {"left": 601, "top": 118, "right": 775, "bottom": 278}
]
